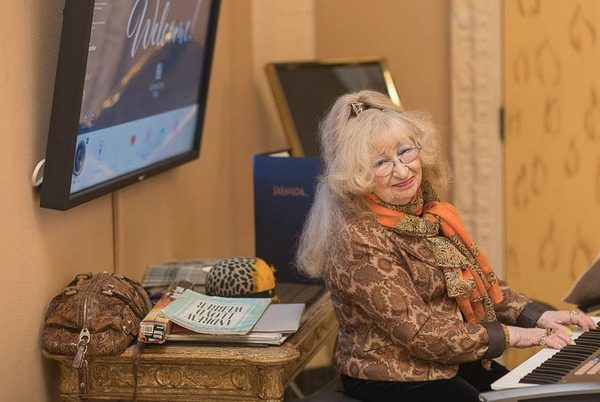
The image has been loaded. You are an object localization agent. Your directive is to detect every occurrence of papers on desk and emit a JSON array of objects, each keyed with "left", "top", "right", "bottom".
[
  {"left": 166, "top": 303, "right": 306, "bottom": 345},
  {"left": 141, "top": 259, "right": 219, "bottom": 287},
  {"left": 563, "top": 251, "right": 600, "bottom": 311}
]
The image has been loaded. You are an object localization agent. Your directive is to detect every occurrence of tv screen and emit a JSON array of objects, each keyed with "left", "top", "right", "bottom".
[
  {"left": 40, "top": 0, "right": 221, "bottom": 210},
  {"left": 265, "top": 59, "right": 400, "bottom": 156}
]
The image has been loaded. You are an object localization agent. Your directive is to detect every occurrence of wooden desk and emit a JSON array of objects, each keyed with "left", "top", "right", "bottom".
[{"left": 44, "top": 287, "right": 337, "bottom": 401}]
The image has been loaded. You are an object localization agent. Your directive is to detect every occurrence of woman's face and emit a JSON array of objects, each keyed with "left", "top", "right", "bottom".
[{"left": 371, "top": 143, "right": 422, "bottom": 205}]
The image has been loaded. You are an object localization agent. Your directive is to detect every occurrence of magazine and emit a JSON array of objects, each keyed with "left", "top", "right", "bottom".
[
  {"left": 166, "top": 303, "right": 306, "bottom": 345},
  {"left": 161, "top": 289, "right": 271, "bottom": 335}
]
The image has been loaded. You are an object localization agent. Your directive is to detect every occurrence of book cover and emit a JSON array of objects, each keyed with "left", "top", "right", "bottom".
[
  {"left": 161, "top": 289, "right": 271, "bottom": 335},
  {"left": 252, "top": 303, "right": 305, "bottom": 332},
  {"left": 139, "top": 280, "right": 194, "bottom": 344},
  {"left": 253, "top": 154, "right": 322, "bottom": 283}
]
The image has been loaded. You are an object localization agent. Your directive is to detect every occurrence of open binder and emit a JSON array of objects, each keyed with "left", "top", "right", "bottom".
[{"left": 563, "top": 251, "right": 600, "bottom": 312}]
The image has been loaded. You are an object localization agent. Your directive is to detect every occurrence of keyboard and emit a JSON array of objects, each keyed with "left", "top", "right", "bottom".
[{"left": 492, "top": 318, "right": 600, "bottom": 390}]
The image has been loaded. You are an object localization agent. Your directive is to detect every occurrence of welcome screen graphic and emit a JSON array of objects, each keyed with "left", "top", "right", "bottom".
[{"left": 70, "top": 0, "right": 213, "bottom": 194}]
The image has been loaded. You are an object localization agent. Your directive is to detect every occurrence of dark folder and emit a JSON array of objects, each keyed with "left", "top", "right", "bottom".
[{"left": 253, "top": 154, "right": 322, "bottom": 283}]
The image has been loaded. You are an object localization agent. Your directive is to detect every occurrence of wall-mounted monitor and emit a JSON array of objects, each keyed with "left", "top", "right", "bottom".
[
  {"left": 265, "top": 58, "right": 401, "bottom": 157},
  {"left": 40, "top": 0, "right": 221, "bottom": 210}
]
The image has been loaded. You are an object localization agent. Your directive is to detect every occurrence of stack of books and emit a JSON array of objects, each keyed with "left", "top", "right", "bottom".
[
  {"left": 140, "top": 287, "right": 305, "bottom": 345},
  {"left": 139, "top": 281, "right": 194, "bottom": 343}
]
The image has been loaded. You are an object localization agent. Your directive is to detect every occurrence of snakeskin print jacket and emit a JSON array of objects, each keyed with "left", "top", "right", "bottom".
[{"left": 325, "top": 216, "right": 550, "bottom": 382}]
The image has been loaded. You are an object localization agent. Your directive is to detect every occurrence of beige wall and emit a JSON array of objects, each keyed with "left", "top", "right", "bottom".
[
  {"left": 315, "top": 0, "right": 452, "bottom": 195},
  {"left": 0, "top": 0, "right": 266, "bottom": 399},
  {"left": 0, "top": 1, "right": 115, "bottom": 400},
  {"left": 252, "top": 0, "right": 316, "bottom": 152},
  {"left": 0, "top": 0, "right": 450, "bottom": 399}
]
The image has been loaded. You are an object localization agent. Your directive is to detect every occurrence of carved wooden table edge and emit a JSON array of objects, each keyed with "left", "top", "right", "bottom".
[{"left": 44, "top": 291, "right": 337, "bottom": 401}]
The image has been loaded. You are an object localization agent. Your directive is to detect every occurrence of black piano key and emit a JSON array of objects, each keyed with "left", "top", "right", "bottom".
[
  {"left": 539, "top": 362, "right": 578, "bottom": 371},
  {"left": 578, "top": 333, "right": 600, "bottom": 341},
  {"left": 555, "top": 347, "right": 591, "bottom": 354},
  {"left": 568, "top": 346, "right": 598, "bottom": 354},
  {"left": 521, "top": 374, "right": 561, "bottom": 384},
  {"left": 575, "top": 332, "right": 600, "bottom": 340},
  {"left": 530, "top": 368, "right": 570, "bottom": 377},
  {"left": 542, "top": 359, "right": 579, "bottom": 368},
  {"left": 539, "top": 357, "right": 580, "bottom": 366},
  {"left": 567, "top": 341, "right": 596, "bottom": 348},
  {"left": 528, "top": 368, "right": 565, "bottom": 378},
  {"left": 547, "top": 355, "right": 585, "bottom": 364},
  {"left": 574, "top": 340, "right": 600, "bottom": 348},
  {"left": 553, "top": 350, "right": 589, "bottom": 358},
  {"left": 523, "top": 374, "right": 562, "bottom": 382},
  {"left": 538, "top": 368, "right": 575, "bottom": 376},
  {"left": 554, "top": 349, "right": 593, "bottom": 358}
]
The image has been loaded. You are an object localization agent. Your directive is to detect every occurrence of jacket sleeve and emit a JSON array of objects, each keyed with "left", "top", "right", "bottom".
[
  {"left": 328, "top": 224, "right": 505, "bottom": 364},
  {"left": 493, "top": 281, "right": 554, "bottom": 327}
]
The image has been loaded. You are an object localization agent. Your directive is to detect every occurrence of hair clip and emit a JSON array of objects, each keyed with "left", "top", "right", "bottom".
[{"left": 350, "top": 102, "right": 368, "bottom": 117}]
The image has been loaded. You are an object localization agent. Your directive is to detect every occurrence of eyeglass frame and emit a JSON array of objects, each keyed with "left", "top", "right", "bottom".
[{"left": 372, "top": 144, "right": 422, "bottom": 178}]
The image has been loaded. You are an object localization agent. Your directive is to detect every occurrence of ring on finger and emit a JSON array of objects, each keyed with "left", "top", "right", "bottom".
[
  {"left": 538, "top": 328, "right": 556, "bottom": 347},
  {"left": 569, "top": 309, "right": 580, "bottom": 321}
]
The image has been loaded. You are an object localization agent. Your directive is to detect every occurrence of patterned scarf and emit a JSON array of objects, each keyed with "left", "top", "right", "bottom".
[{"left": 365, "top": 182, "right": 502, "bottom": 323}]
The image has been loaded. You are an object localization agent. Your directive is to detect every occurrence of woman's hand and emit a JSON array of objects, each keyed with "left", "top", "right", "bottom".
[
  {"left": 536, "top": 310, "right": 596, "bottom": 334},
  {"left": 506, "top": 326, "right": 573, "bottom": 349}
]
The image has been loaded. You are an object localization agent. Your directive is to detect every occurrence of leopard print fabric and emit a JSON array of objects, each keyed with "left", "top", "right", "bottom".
[
  {"left": 325, "top": 216, "right": 531, "bottom": 382},
  {"left": 205, "top": 257, "right": 256, "bottom": 297}
]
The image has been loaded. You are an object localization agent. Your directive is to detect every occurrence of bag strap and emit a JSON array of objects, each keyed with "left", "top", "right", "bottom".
[
  {"left": 131, "top": 340, "right": 146, "bottom": 401},
  {"left": 77, "top": 360, "right": 89, "bottom": 401}
]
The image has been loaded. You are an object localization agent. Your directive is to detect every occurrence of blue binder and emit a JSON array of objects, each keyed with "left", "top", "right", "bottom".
[{"left": 253, "top": 155, "right": 322, "bottom": 283}]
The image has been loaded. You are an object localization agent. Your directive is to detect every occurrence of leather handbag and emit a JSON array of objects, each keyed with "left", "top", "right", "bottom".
[{"left": 42, "top": 272, "right": 152, "bottom": 398}]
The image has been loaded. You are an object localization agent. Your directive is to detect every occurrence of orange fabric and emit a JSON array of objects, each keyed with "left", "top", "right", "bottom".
[{"left": 366, "top": 193, "right": 503, "bottom": 324}]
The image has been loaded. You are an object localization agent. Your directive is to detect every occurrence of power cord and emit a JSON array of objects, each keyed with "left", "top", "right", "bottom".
[{"left": 31, "top": 158, "right": 45, "bottom": 188}]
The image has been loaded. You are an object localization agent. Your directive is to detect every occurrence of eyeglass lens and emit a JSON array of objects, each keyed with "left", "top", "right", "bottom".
[{"left": 374, "top": 147, "right": 420, "bottom": 177}]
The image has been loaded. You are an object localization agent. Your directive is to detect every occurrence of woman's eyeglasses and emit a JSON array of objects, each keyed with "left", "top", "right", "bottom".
[{"left": 373, "top": 146, "right": 421, "bottom": 177}]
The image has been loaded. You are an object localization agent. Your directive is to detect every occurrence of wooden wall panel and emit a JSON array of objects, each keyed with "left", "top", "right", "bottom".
[{"left": 504, "top": 0, "right": 600, "bottom": 368}]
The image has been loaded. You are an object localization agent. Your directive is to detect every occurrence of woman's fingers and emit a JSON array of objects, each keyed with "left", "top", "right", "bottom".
[
  {"left": 569, "top": 310, "right": 596, "bottom": 331},
  {"left": 546, "top": 331, "right": 573, "bottom": 349},
  {"left": 540, "top": 309, "right": 597, "bottom": 332},
  {"left": 547, "top": 322, "right": 572, "bottom": 336}
]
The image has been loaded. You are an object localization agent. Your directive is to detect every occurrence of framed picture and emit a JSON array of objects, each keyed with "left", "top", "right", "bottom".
[{"left": 265, "top": 58, "right": 400, "bottom": 156}]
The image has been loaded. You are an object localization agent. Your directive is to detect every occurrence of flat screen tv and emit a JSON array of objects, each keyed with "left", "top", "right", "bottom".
[
  {"left": 40, "top": 0, "right": 221, "bottom": 210},
  {"left": 265, "top": 58, "right": 401, "bottom": 156}
]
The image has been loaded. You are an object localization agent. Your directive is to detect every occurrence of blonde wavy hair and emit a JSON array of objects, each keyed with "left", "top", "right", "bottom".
[{"left": 296, "top": 90, "right": 450, "bottom": 278}]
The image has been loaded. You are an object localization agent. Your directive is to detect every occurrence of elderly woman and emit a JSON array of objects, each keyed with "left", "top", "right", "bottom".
[{"left": 296, "top": 90, "right": 596, "bottom": 402}]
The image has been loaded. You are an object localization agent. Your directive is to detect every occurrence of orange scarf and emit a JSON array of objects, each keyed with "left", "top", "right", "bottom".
[{"left": 365, "top": 183, "right": 502, "bottom": 323}]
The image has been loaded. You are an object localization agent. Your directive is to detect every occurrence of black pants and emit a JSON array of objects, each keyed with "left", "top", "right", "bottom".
[{"left": 340, "top": 360, "right": 508, "bottom": 402}]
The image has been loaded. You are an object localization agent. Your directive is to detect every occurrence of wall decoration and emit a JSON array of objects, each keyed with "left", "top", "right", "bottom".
[
  {"left": 584, "top": 87, "right": 600, "bottom": 141},
  {"left": 569, "top": 4, "right": 596, "bottom": 53},
  {"left": 535, "top": 39, "right": 561, "bottom": 87}
]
